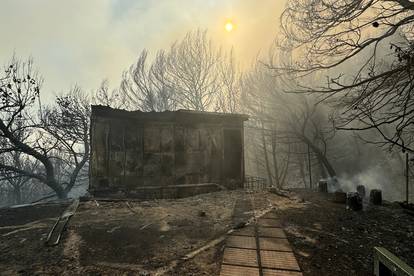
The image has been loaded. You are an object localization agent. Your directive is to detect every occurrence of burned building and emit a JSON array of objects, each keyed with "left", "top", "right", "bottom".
[{"left": 89, "top": 105, "right": 248, "bottom": 198}]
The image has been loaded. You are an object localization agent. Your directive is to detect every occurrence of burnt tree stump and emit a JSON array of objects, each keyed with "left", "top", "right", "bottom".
[
  {"left": 318, "top": 180, "right": 328, "bottom": 193},
  {"left": 347, "top": 192, "right": 363, "bottom": 211},
  {"left": 357, "top": 185, "right": 366, "bottom": 198},
  {"left": 370, "top": 189, "right": 382, "bottom": 205}
]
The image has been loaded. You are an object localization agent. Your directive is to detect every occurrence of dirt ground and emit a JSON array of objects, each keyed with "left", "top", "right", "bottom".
[
  {"left": 0, "top": 189, "right": 413, "bottom": 275},
  {"left": 279, "top": 189, "right": 414, "bottom": 276},
  {"left": 0, "top": 190, "right": 275, "bottom": 275}
]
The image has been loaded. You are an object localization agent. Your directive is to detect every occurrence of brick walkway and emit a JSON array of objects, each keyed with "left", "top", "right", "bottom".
[{"left": 220, "top": 210, "right": 303, "bottom": 276}]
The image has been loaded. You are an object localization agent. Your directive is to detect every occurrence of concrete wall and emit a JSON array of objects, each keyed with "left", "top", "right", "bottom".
[{"left": 89, "top": 106, "right": 248, "bottom": 198}]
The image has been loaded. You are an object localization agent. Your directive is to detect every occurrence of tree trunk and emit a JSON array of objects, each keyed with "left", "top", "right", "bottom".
[
  {"left": 347, "top": 192, "right": 363, "bottom": 211},
  {"left": 299, "top": 155, "right": 307, "bottom": 188},
  {"left": 279, "top": 143, "right": 291, "bottom": 188},
  {"left": 13, "top": 186, "right": 22, "bottom": 205},
  {"left": 370, "top": 189, "right": 382, "bottom": 205},
  {"left": 317, "top": 156, "right": 328, "bottom": 179},
  {"left": 316, "top": 151, "right": 336, "bottom": 178},
  {"left": 47, "top": 178, "right": 67, "bottom": 199},
  {"left": 302, "top": 136, "right": 336, "bottom": 178},
  {"left": 45, "top": 165, "right": 66, "bottom": 199},
  {"left": 271, "top": 129, "right": 280, "bottom": 188},
  {"left": 0, "top": 119, "right": 66, "bottom": 199},
  {"left": 296, "top": 144, "right": 307, "bottom": 188},
  {"left": 65, "top": 137, "right": 89, "bottom": 194},
  {"left": 261, "top": 126, "right": 274, "bottom": 187}
]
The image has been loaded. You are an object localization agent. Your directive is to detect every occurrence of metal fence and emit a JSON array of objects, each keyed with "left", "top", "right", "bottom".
[
  {"left": 243, "top": 175, "right": 268, "bottom": 190},
  {"left": 373, "top": 247, "right": 414, "bottom": 276}
]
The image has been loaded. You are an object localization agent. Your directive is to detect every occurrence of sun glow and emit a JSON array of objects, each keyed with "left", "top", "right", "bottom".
[{"left": 225, "top": 21, "right": 234, "bottom": 32}]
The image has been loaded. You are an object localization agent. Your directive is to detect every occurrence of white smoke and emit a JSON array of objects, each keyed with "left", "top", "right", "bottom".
[{"left": 336, "top": 164, "right": 405, "bottom": 202}]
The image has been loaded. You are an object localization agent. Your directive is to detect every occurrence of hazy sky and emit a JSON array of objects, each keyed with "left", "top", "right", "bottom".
[{"left": 0, "top": 0, "right": 286, "bottom": 100}]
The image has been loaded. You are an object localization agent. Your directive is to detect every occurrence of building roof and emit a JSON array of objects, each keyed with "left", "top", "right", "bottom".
[{"left": 91, "top": 105, "right": 249, "bottom": 123}]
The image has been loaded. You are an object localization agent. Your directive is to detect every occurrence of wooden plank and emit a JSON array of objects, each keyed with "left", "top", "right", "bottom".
[
  {"left": 220, "top": 206, "right": 302, "bottom": 276},
  {"left": 226, "top": 235, "right": 257, "bottom": 249},
  {"left": 262, "top": 268, "right": 303, "bottom": 276},
  {"left": 260, "top": 250, "right": 301, "bottom": 271},
  {"left": 46, "top": 199, "right": 79, "bottom": 246},
  {"left": 258, "top": 227, "right": 286, "bottom": 238},
  {"left": 222, "top": 248, "right": 258, "bottom": 267},
  {"left": 258, "top": 218, "right": 282, "bottom": 228},
  {"left": 230, "top": 226, "right": 256, "bottom": 237},
  {"left": 220, "top": 264, "right": 260, "bottom": 276},
  {"left": 260, "top": 238, "right": 292, "bottom": 252}
]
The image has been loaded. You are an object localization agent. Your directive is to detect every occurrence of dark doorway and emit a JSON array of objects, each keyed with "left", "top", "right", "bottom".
[{"left": 223, "top": 129, "right": 242, "bottom": 180}]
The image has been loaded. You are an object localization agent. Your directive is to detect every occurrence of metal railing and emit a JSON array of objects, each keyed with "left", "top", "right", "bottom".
[
  {"left": 243, "top": 175, "right": 268, "bottom": 190},
  {"left": 374, "top": 247, "right": 414, "bottom": 276}
]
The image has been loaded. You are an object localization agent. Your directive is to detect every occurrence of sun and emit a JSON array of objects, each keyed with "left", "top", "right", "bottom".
[{"left": 225, "top": 21, "right": 234, "bottom": 32}]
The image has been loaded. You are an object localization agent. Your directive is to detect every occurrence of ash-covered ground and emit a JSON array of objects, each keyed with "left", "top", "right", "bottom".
[{"left": 0, "top": 189, "right": 413, "bottom": 275}]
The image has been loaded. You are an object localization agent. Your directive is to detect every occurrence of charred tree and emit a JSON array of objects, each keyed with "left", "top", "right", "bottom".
[{"left": 0, "top": 58, "right": 90, "bottom": 199}]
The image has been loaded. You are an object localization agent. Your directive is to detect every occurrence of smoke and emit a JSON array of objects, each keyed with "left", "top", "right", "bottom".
[
  {"left": 336, "top": 164, "right": 405, "bottom": 202},
  {"left": 0, "top": 0, "right": 287, "bottom": 101}
]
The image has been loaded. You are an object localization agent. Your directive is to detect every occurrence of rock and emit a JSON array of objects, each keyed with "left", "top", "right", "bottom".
[{"left": 370, "top": 189, "right": 382, "bottom": 205}]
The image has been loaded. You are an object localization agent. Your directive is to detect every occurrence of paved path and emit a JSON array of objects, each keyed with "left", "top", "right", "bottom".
[{"left": 220, "top": 210, "right": 303, "bottom": 276}]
